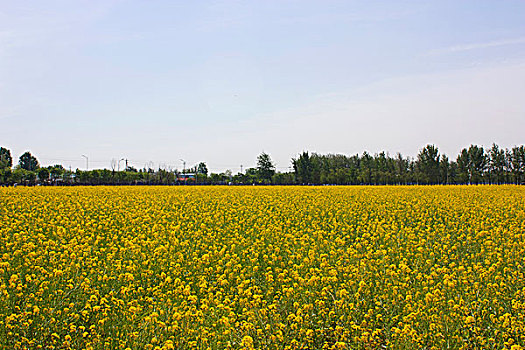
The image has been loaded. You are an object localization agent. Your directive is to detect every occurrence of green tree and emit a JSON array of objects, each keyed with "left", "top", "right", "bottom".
[
  {"left": 488, "top": 143, "right": 506, "bottom": 184},
  {"left": 241, "top": 168, "right": 258, "bottom": 184},
  {"left": 292, "top": 152, "right": 314, "bottom": 184},
  {"left": 469, "top": 145, "right": 487, "bottom": 184},
  {"left": 416, "top": 145, "right": 440, "bottom": 184},
  {"left": 456, "top": 148, "right": 470, "bottom": 184},
  {"left": 272, "top": 171, "right": 295, "bottom": 185},
  {"left": 0, "top": 147, "right": 13, "bottom": 169},
  {"left": 49, "top": 165, "right": 65, "bottom": 181},
  {"left": 375, "top": 152, "right": 390, "bottom": 185},
  {"left": 209, "top": 172, "right": 225, "bottom": 184},
  {"left": 197, "top": 162, "right": 208, "bottom": 176},
  {"left": 257, "top": 152, "right": 275, "bottom": 183},
  {"left": 18, "top": 151, "right": 39, "bottom": 171},
  {"left": 456, "top": 145, "right": 487, "bottom": 184},
  {"left": 394, "top": 153, "right": 409, "bottom": 184},
  {"left": 37, "top": 168, "right": 50, "bottom": 182},
  {"left": 358, "top": 152, "right": 373, "bottom": 184},
  {"left": 0, "top": 168, "right": 11, "bottom": 184},
  {"left": 11, "top": 168, "right": 36, "bottom": 184},
  {"left": 439, "top": 155, "right": 450, "bottom": 184},
  {"left": 510, "top": 145, "right": 525, "bottom": 184}
]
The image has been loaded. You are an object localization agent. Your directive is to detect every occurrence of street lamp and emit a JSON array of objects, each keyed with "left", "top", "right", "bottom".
[
  {"left": 81, "top": 155, "right": 89, "bottom": 170},
  {"left": 118, "top": 158, "right": 125, "bottom": 171}
]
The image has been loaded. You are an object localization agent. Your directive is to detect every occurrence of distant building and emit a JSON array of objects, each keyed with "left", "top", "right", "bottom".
[{"left": 177, "top": 173, "right": 196, "bottom": 182}]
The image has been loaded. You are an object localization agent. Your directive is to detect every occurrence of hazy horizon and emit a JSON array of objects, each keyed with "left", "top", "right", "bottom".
[{"left": 1, "top": 1, "right": 524, "bottom": 172}]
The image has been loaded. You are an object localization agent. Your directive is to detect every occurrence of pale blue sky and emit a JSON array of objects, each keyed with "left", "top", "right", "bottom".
[{"left": 1, "top": 1, "right": 524, "bottom": 172}]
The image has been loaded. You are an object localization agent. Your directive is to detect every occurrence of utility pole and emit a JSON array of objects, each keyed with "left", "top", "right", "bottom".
[
  {"left": 81, "top": 155, "right": 88, "bottom": 170},
  {"left": 240, "top": 165, "right": 243, "bottom": 174},
  {"left": 180, "top": 159, "right": 186, "bottom": 185}
]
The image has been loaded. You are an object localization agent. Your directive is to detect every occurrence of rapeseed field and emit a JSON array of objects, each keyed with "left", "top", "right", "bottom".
[{"left": 1, "top": 186, "right": 524, "bottom": 349}]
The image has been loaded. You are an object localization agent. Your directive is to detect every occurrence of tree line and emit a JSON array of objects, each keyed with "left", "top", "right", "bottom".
[{"left": 1, "top": 143, "right": 524, "bottom": 186}]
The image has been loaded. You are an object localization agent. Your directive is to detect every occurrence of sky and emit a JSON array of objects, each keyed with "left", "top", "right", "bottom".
[{"left": 1, "top": 0, "right": 524, "bottom": 173}]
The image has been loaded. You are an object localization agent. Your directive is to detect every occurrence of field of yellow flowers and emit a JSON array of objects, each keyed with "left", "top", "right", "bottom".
[{"left": 1, "top": 186, "right": 525, "bottom": 349}]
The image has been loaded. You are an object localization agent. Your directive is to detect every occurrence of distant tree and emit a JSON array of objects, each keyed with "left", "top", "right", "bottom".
[
  {"left": 457, "top": 145, "right": 487, "bottom": 184},
  {"left": 239, "top": 167, "right": 258, "bottom": 184},
  {"left": 18, "top": 151, "right": 39, "bottom": 171},
  {"left": 505, "top": 148, "right": 513, "bottom": 184},
  {"left": 0, "top": 147, "right": 13, "bottom": 169},
  {"left": 510, "top": 145, "right": 525, "bottom": 184},
  {"left": 394, "top": 153, "right": 409, "bottom": 184},
  {"left": 75, "top": 169, "right": 88, "bottom": 184},
  {"left": 37, "top": 167, "right": 49, "bottom": 182},
  {"left": 272, "top": 171, "right": 295, "bottom": 185},
  {"left": 374, "top": 152, "right": 392, "bottom": 185},
  {"left": 89, "top": 169, "right": 102, "bottom": 184},
  {"left": 439, "top": 155, "right": 450, "bottom": 184},
  {"left": 469, "top": 145, "right": 487, "bottom": 184},
  {"left": 416, "top": 145, "right": 440, "bottom": 184},
  {"left": 0, "top": 168, "right": 11, "bottom": 184},
  {"left": 49, "top": 164, "right": 65, "bottom": 181},
  {"left": 10, "top": 168, "right": 24, "bottom": 184},
  {"left": 257, "top": 152, "right": 275, "bottom": 183},
  {"left": 456, "top": 148, "right": 470, "bottom": 184},
  {"left": 292, "top": 152, "right": 314, "bottom": 184},
  {"left": 197, "top": 162, "right": 208, "bottom": 175},
  {"left": 448, "top": 161, "right": 458, "bottom": 184},
  {"left": 358, "top": 152, "right": 373, "bottom": 184},
  {"left": 11, "top": 168, "right": 36, "bottom": 184},
  {"left": 245, "top": 168, "right": 258, "bottom": 176},
  {"left": 99, "top": 169, "right": 112, "bottom": 184},
  {"left": 209, "top": 173, "right": 224, "bottom": 184},
  {"left": 488, "top": 143, "right": 506, "bottom": 184}
]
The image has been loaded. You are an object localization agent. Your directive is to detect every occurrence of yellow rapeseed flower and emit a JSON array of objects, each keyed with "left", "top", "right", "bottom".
[{"left": 1, "top": 185, "right": 524, "bottom": 349}]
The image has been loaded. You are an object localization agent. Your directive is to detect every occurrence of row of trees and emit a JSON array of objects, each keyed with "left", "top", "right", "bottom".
[
  {"left": 292, "top": 144, "right": 525, "bottom": 185},
  {"left": 1, "top": 144, "right": 524, "bottom": 186}
]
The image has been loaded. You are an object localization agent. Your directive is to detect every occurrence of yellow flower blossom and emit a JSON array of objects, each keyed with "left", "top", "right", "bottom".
[{"left": 1, "top": 185, "right": 525, "bottom": 349}]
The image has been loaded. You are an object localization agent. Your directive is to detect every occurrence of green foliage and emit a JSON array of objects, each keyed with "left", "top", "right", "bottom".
[
  {"left": 9, "top": 168, "right": 36, "bottom": 184},
  {"left": 510, "top": 145, "right": 525, "bottom": 184},
  {"left": 197, "top": 162, "right": 208, "bottom": 175},
  {"left": 0, "top": 168, "right": 12, "bottom": 184},
  {"left": 0, "top": 147, "right": 13, "bottom": 169},
  {"left": 292, "top": 152, "right": 315, "bottom": 184},
  {"left": 37, "top": 168, "right": 49, "bottom": 181},
  {"left": 1, "top": 143, "right": 525, "bottom": 186},
  {"left": 488, "top": 144, "right": 506, "bottom": 184},
  {"left": 257, "top": 152, "right": 275, "bottom": 183},
  {"left": 49, "top": 165, "right": 65, "bottom": 180},
  {"left": 456, "top": 145, "right": 487, "bottom": 184},
  {"left": 18, "top": 151, "right": 39, "bottom": 171},
  {"left": 416, "top": 145, "right": 441, "bottom": 184}
]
